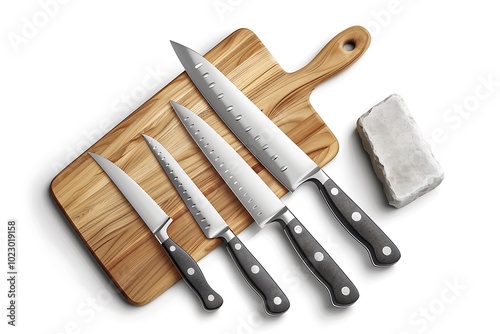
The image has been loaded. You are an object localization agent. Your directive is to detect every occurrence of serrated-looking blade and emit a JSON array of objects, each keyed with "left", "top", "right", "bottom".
[
  {"left": 170, "top": 101, "right": 286, "bottom": 228},
  {"left": 142, "top": 134, "right": 229, "bottom": 239},
  {"left": 171, "top": 41, "right": 319, "bottom": 192},
  {"left": 88, "top": 152, "right": 170, "bottom": 234}
]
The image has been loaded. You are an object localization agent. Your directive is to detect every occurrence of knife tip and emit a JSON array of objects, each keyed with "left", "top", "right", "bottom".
[
  {"left": 88, "top": 152, "right": 106, "bottom": 166},
  {"left": 169, "top": 100, "right": 181, "bottom": 110},
  {"left": 170, "top": 40, "right": 198, "bottom": 58},
  {"left": 170, "top": 100, "right": 192, "bottom": 120},
  {"left": 170, "top": 40, "right": 183, "bottom": 52},
  {"left": 141, "top": 134, "right": 156, "bottom": 149}
]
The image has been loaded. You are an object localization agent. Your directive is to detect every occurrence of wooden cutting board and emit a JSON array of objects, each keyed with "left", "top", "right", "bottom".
[{"left": 50, "top": 26, "right": 370, "bottom": 306}]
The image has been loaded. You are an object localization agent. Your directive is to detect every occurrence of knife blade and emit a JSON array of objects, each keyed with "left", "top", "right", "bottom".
[
  {"left": 88, "top": 152, "right": 223, "bottom": 311},
  {"left": 171, "top": 36, "right": 400, "bottom": 267},
  {"left": 171, "top": 101, "right": 359, "bottom": 307},
  {"left": 141, "top": 134, "right": 290, "bottom": 315}
]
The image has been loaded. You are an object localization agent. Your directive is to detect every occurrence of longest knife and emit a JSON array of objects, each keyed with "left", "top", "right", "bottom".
[
  {"left": 171, "top": 101, "right": 359, "bottom": 308},
  {"left": 171, "top": 35, "right": 400, "bottom": 267},
  {"left": 142, "top": 134, "right": 290, "bottom": 315},
  {"left": 88, "top": 152, "right": 223, "bottom": 311}
]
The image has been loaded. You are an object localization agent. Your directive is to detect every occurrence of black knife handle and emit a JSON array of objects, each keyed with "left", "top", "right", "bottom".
[
  {"left": 276, "top": 211, "right": 359, "bottom": 307},
  {"left": 314, "top": 176, "right": 401, "bottom": 267},
  {"left": 162, "top": 238, "right": 223, "bottom": 311},
  {"left": 225, "top": 235, "right": 290, "bottom": 315}
]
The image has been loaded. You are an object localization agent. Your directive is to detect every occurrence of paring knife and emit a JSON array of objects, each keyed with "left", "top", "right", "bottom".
[
  {"left": 142, "top": 134, "right": 290, "bottom": 315},
  {"left": 171, "top": 101, "right": 359, "bottom": 308},
  {"left": 171, "top": 37, "right": 401, "bottom": 267},
  {"left": 88, "top": 152, "right": 223, "bottom": 311}
]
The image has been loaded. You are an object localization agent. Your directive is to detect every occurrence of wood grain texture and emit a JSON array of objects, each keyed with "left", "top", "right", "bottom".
[{"left": 50, "top": 26, "right": 370, "bottom": 305}]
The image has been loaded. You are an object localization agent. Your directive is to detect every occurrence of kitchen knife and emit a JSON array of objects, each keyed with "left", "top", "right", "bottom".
[
  {"left": 171, "top": 37, "right": 400, "bottom": 267},
  {"left": 142, "top": 134, "right": 290, "bottom": 315},
  {"left": 171, "top": 101, "right": 359, "bottom": 307},
  {"left": 88, "top": 152, "right": 223, "bottom": 311}
]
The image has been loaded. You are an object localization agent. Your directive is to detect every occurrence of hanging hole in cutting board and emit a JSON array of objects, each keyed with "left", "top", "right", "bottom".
[{"left": 343, "top": 41, "right": 355, "bottom": 51}]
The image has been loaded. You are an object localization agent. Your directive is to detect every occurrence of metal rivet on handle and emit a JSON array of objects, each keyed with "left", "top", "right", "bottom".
[
  {"left": 273, "top": 297, "right": 282, "bottom": 305},
  {"left": 314, "top": 252, "right": 324, "bottom": 262},
  {"left": 187, "top": 268, "right": 195, "bottom": 275},
  {"left": 341, "top": 287, "right": 351, "bottom": 296},
  {"left": 352, "top": 212, "right": 361, "bottom": 221},
  {"left": 382, "top": 246, "right": 392, "bottom": 256}
]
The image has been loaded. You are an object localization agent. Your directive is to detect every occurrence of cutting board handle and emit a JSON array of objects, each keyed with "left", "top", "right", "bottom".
[{"left": 290, "top": 26, "right": 371, "bottom": 93}]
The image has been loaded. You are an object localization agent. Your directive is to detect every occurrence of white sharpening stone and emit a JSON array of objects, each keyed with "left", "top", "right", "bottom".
[{"left": 356, "top": 94, "right": 444, "bottom": 208}]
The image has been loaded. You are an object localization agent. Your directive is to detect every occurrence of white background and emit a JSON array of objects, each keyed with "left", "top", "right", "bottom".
[{"left": 2, "top": 0, "right": 499, "bottom": 333}]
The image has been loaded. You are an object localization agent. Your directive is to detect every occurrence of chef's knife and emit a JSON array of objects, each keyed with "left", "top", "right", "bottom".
[
  {"left": 171, "top": 101, "right": 359, "bottom": 307},
  {"left": 171, "top": 38, "right": 400, "bottom": 267},
  {"left": 142, "top": 134, "right": 290, "bottom": 315},
  {"left": 88, "top": 152, "right": 223, "bottom": 311}
]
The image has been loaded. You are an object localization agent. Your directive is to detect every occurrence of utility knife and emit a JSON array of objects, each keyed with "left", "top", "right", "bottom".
[{"left": 142, "top": 134, "right": 290, "bottom": 315}]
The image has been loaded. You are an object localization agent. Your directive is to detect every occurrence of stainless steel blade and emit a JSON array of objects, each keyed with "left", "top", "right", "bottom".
[
  {"left": 90, "top": 152, "right": 224, "bottom": 310},
  {"left": 170, "top": 101, "right": 286, "bottom": 228},
  {"left": 88, "top": 152, "right": 170, "bottom": 235},
  {"left": 170, "top": 102, "right": 361, "bottom": 306},
  {"left": 170, "top": 41, "right": 401, "bottom": 268},
  {"left": 171, "top": 41, "right": 319, "bottom": 192},
  {"left": 142, "top": 135, "right": 291, "bottom": 314},
  {"left": 142, "top": 134, "right": 229, "bottom": 239}
]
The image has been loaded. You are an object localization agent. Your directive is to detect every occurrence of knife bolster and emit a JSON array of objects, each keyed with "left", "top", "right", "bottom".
[
  {"left": 218, "top": 228, "right": 237, "bottom": 243},
  {"left": 306, "top": 169, "right": 330, "bottom": 186},
  {"left": 153, "top": 218, "right": 173, "bottom": 243}
]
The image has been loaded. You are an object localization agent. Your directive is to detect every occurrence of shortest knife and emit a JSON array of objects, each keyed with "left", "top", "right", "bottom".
[
  {"left": 142, "top": 135, "right": 290, "bottom": 315},
  {"left": 89, "top": 152, "right": 223, "bottom": 311}
]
